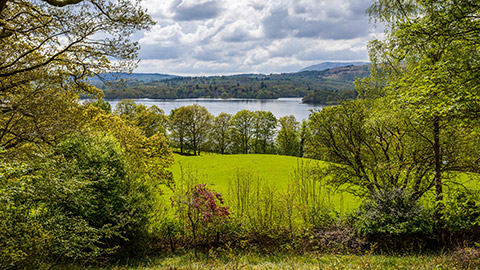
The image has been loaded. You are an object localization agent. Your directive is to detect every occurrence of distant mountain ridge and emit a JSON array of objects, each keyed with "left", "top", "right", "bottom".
[
  {"left": 90, "top": 73, "right": 177, "bottom": 84},
  {"left": 91, "top": 62, "right": 369, "bottom": 83},
  {"left": 299, "top": 61, "right": 369, "bottom": 72}
]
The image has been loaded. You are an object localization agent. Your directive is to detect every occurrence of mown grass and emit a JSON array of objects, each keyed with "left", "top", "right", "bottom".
[
  {"left": 173, "top": 153, "right": 310, "bottom": 191},
  {"left": 170, "top": 153, "right": 361, "bottom": 213},
  {"left": 60, "top": 251, "right": 464, "bottom": 270}
]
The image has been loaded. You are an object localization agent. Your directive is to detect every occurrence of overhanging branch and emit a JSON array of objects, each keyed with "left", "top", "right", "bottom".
[{"left": 42, "top": 0, "right": 84, "bottom": 7}]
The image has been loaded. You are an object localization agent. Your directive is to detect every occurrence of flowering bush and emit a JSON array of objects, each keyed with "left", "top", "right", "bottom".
[{"left": 171, "top": 184, "right": 230, "bottom": 246}]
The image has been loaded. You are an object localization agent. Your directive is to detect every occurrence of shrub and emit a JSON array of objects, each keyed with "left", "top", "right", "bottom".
[
  {"left": 353, "top": 188, "right": 435, "bottom": 251},
  {"left": 441, "top": 190, "right": 480, "bottom": 233},
  {"left": 171, "top": 184, "right": 230, "bottom": 248},
  {"left": 155, "top": 217, "right": 185, "bottom": 254}
]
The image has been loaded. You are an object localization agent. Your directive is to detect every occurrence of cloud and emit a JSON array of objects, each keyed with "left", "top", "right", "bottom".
[
  {"left": 172, "top": 1, "right": 222, "bottom": 21},
  {"left": 136, "top": 0, "right": 382, "bottom": 75},
  {"left": 220, "top": 20, "right": 256, "bottom": 42},
  {"left": 138, "top": 44, "right": 186, "bottom": 60}
]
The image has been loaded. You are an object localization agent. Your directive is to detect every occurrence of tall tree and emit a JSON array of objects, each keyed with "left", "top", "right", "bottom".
[
  {"left": 307, "top": 100, "right": 439, "bottom": 200},
  {"left": 170, "top": 105, "right": 212, "bottom": 155},
  {"left": 211, "top": 113, "right": 232, "bottom": 155},
  {"left": 0, "top": 84, "right": 85, "bottom": 150},
  {"left": 134, "top": 105, "right": 168, "bottom": 137},
  {"left": 0, "top": 0, "right": 153, "bottom": 93},
  {"left": 114, "top": 99, "right": 139, "bottom": 120},
  {"left": 114, "top": 100, "right": 168, "bottom": 137},
  {"left": 367, "top": 0, "right": 480, "bottom": 201},
  {"left": 252, "top": 111, "right": 277, "bottom": 154},
  {"left": 169, "top": 107, "right": 188, "bottom": 154},
  {"left": 230, "top": 110, "right": 255, "bottom": 154},
  {"left": 0, "top": 0, "right": 153, "bottom": 151},
  {"left": 185, "top": 104, "right": 212, "bottom": 155},
  {"left": 276, "top": 115, "right": 300, "bottom": 156}
]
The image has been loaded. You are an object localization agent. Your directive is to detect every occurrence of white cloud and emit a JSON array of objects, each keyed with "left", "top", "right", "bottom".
[{"left": 136, "top": 0, "right": 381, "bottom": 75}]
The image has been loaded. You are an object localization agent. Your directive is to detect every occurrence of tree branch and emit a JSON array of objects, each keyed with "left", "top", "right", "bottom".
[
  {"left": 0, "top": 0, "right": 7, "bottom": 15},
  {"left": 41, "top": 0, "right": 84, "bottom": 7}
]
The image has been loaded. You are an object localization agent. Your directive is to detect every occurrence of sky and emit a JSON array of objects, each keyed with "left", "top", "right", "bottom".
[{"left": 136, "top": 0, "right": 383, "bottom": 76}]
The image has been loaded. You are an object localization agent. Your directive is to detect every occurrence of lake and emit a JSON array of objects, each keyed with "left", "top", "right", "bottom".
[{"left": 106, "top": 98, "right": 323, "bottom": 120}]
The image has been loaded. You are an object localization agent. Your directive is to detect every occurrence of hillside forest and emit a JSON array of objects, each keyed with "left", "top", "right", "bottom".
[
  {"left": 1, "top": 0, "right": 480, "bottom": 269},
  {"left": 93, "top": 65, "right": 370, "bottom": 104}
]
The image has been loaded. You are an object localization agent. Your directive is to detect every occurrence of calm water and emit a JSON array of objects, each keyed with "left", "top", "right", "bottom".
[{"left": 106, "top": 98, "right": 322, "bottom": 120}]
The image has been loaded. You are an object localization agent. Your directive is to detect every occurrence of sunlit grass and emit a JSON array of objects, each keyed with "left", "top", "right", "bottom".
[
  {"left": 62, "top": 251, "right": 461, "bottom": 270},
  {"left": 170, "top": 153, "right": 361, "bottom": 213}
]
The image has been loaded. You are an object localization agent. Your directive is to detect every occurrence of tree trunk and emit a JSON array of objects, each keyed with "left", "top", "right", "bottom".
[
  {"left": 433, "top": 117, "right": 443, "bottom": 202},
  {"left": 433, "top": 116, "right": 446, "bottom": 246},
  {"left": 180, "top": 136, "right": 184, "bottom": 154}
]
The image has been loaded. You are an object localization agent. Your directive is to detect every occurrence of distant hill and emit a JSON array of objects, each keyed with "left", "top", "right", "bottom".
[
  {"left": 100, "top": 64, "right": 371, "bottom": 105},
  {"left": 89, "top": 73, "right": 177, "bottom": 86},
  {"left": 300, "top": 61, "right": 369, "bottom": 72}
]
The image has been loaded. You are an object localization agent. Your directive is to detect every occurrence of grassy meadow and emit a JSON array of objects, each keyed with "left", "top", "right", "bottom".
[
  {"left": 170, "top": 153, "right": 362, "bottom": 214},
  {"left": 63, "top": 252, "right": 467, "bottom": 270}
]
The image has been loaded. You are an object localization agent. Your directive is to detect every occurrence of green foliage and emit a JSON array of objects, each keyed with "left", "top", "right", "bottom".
[
  {"left": 276, "top": 115, "right": 301, "bottom": 156},
  {"left": 229, "top": 110, "right": 255, "bottom": 154},
  {"left": 441, "top": 190, "right": 480, "bottom": 232},
  {"left": 0, "top": 160, "right": 51, "bottom": 269},
  {"left": 252, "top": 111, "right": 277, "bottom": 154},
  {"left": 134, "top": 105, "right": 168, "bottom": 137},
  {"left": 170, "top": 104, "right": 213, "bottom": 155},
  {"left": 0, "top": 127, "right": 173, "bottom": 267},
  {"left": 115, "top": 99, "right": 139, "bottom": 119},
  {"left": 0, "top": 1, "right": 154, "bottom": 151},
  {"left": 114, "top": 100, "right": 169, "bottom": 137},
  {"left": 210, "top": 113, "right": 232, "bottom": 154},
  {"left": 0, "top": 0, "right": 172, "bottom": 266},
  {"left": 91, "top": 99, "right": 112, "bottom": 114},
  {"left": 353, "top": 188, "right": 434, "bottom": 237},
  {"left": 366, "top": 0, "right": 480, "bottom": 202},
  {"left": 229, "top": 110, "right": 278, "bottom": 154},
  {"left": 307, "top": 101, "right": 415, "bottom": 197},
  {"left": 42, "top": 133, "right": 152, "bottom": 260},
  {"left": 0, "top": 85, "right": 86, "bottom": 150}
]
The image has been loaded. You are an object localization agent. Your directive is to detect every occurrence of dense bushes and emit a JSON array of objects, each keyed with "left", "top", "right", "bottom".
[
  {"left": 0, "top": 126, "right": 173, "bottom": 268},
  {"left": 0, "top": 161, "right": 51, "bottom": 269},
  {"left": 44, "top": 133, "right": 153, "bottom": 259}
]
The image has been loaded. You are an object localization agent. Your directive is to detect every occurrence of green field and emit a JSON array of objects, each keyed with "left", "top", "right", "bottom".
[{"left": 170, "top": 153, "right": 361, "bottom": 213}]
